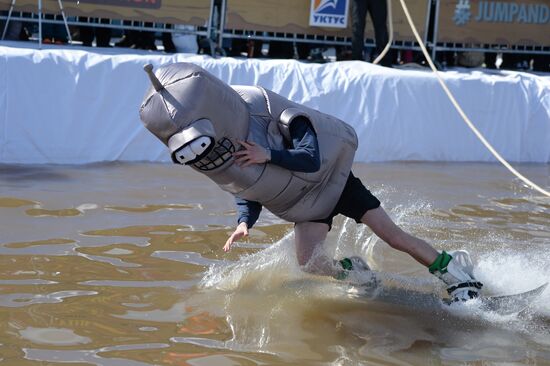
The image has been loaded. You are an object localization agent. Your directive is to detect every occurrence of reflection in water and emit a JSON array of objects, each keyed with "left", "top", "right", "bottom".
[
  {"left": 0, "top": 197, "right": 37, "bottom": 208},
  {"left": 0, "top": 290, "right": 97, "bottom": 308},
  {"left": 0, "top": 162, "right": 548, "bottom": 365},
  {"left": 20, "top": 327, "right": 92, "bottom": 345}
]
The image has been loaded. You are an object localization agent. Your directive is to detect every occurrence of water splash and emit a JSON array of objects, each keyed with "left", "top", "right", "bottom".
[
  {"left": 200, "top": 230, "right": 300, "bottom": 292},
  {"left": 476, "top": 249, "right": 549, "bottom": 316},
  {"left": 194, "top": 189, "right": 549, "bottom": 359}
]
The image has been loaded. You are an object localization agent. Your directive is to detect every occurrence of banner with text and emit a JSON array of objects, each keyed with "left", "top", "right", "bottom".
[
  {"left": 226, "top": 0, "right": 430, "bottom": 42},
  {"left": 0, "top": 0, "right": 210, "bottom": 26},
  {"left": 437, "top": 0, "right": 550, "bottom": 46}
]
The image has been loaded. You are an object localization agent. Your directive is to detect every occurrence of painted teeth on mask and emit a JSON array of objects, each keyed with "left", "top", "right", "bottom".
[{"left": 193, "top": 138, "right": 235, "bottom": 171}]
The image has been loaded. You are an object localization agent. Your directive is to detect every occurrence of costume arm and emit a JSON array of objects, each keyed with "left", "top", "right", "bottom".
[
  {"left": 235, "top": 197, "right": 262, "bottom": 228},
  {"left": 269, "top": 117, "right": 321, "bottom": 173}
]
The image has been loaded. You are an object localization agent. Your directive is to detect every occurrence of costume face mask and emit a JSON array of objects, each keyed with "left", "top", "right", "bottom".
[
  {"left": 171, "top": 135, "right": 236, "bottom": 172},
  {"left": 139, "top": 63, "right": 249, "bottom": 172},
  {"left": 184, "top": 137, "right": 236, "bottom": 171},
  {"left": 167, "top": 118, "right": 237, "bottom": 170},
  {"left": 171, "top": 136, "right": 213, "bottom": 165},
  {"left": 167, "top": 118, "right": 215, "bottom": 165}
]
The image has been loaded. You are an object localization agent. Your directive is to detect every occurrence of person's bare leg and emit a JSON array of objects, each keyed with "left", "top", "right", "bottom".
[
  {"left": 360, "top": 207, "right": 438, "bottom": 266},
  {"left": 361, "top": 206, "right": 483, "bottom": 300},
  {"left": 294, "top": 222, "right": 341, "bottom": 276}
]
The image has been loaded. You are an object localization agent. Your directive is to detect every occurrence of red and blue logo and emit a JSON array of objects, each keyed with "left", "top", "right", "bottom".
[{"left": 310, "top": 0, "right": 349, "bottom": 28}]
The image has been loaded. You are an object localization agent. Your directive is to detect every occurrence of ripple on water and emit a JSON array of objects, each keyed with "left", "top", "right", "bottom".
[
  {"left": 151, "top": 251, "right": 222, "bottom": 267},
  {"left": 105, "top": 203, "right": 197, "bottom": 213},
  {"left": 1, "top": 162, "right": 548, "bottom": 366},
  {"left": 0, "top": 197, "right": 37, "bottom": 208},
  {"left": 440, "top": 346, "right": 527, "bottom": 362},
  {"left": 24, "top": 343, "right": 170, "bottom": 366}
]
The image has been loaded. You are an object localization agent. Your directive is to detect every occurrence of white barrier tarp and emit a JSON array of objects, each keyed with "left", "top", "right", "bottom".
[{"left": 1, "top": 42, "right": 549, "bottom": 164}]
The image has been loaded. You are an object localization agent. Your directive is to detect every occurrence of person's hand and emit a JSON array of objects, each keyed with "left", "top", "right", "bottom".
[
  {"left": 233, "top": 140, "right": 270, "bottom": 168},
  {"left": 223, "top": 222, "right": 249, "bottom": 252}
]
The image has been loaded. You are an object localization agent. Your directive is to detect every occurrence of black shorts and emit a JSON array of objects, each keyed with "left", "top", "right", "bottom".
[{"left": 311, "top": 172, "right": 381, "bottom": 230}]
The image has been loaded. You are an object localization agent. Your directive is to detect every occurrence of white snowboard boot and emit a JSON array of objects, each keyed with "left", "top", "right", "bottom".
[{"left": 429, "top": 250, "right": 483, "bottom": 302}]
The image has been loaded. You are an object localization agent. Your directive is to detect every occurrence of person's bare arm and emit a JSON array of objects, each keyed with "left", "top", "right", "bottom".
[{"left": 224, "top": 221, "right": 249, "bottom": 252}]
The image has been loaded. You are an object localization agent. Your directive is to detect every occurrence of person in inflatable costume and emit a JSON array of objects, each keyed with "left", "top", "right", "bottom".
[{"left": 139, "top": 62, "right": 483, "bottom": 302}]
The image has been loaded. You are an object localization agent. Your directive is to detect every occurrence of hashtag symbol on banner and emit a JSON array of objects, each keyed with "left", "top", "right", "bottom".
[{"left": 453, "top": 0, "right": 471, "bottom": 26}]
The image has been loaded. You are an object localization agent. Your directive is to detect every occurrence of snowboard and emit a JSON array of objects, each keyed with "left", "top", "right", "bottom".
[
  {"left": 442, "top": 282, "right": 548, "bottom": 315},
  {"left": 285, "top": 275, "right": 547, "bottom": 316},
  {"left": 345, "top": 275, "right": 547, "bottom": 316}
]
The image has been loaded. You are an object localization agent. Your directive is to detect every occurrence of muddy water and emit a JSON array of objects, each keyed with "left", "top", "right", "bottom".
[{"left": 0, "top": 162, "right": 549, "bottom": 365}]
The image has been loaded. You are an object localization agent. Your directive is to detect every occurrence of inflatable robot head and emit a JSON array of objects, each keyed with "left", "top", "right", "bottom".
[{"left": 139, "top": 63, "right": 248, "bottom": 171}]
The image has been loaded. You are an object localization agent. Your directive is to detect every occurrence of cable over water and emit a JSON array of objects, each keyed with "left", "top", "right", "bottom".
[{"left": 377, "top": 0, "right": 550, "bottom": 197}]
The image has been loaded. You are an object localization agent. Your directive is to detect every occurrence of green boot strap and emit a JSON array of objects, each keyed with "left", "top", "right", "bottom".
[
  {"left": 428, "top": 251, "right": 453, "bottom": 274},
  {"left": 340, "top": 258, "right": 354, "bottom": 271},
  {"left": 334, "top": 258, "right": 354, "bottom": 280}
]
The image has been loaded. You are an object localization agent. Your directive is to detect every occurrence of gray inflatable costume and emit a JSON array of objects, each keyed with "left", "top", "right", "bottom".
[{"left": 139, "top": 62, "right": 358, "bottom": 223}]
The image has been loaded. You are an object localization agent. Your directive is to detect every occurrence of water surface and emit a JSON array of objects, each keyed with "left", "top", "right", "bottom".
[{"left": 1, "top": 162, "right": 549, "bottom": 365}]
